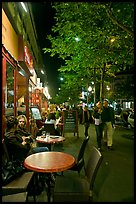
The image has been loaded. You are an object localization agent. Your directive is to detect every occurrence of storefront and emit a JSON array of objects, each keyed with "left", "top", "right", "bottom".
[{"left": 2, "top": 9, "right": 37, "bottom": 138}]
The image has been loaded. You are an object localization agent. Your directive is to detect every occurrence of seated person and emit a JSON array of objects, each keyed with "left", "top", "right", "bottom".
[
  {"left": 4, "top": 116, "right": 49, "bottom": 163},
  {"left": 16, "top": 115, "right": 31, "bottom": 135},
  {"left": 36, "top": 111, "right": 47, "bottom": 129},
  {"left": 36, "top": 113, "right": 61, "bottom": 136}
]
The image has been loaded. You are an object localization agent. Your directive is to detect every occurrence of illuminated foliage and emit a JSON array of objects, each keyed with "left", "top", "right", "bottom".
[{"left": 43, "top": 2, "right": 134, "bottom": 102}]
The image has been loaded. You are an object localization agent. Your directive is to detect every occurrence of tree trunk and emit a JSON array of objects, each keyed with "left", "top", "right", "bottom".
[
  {"left": 93, "top": 68, "right": 96, "bottom": 104},
  {"left": 100, "top": 64, "right": 106, "bottom": 101}
]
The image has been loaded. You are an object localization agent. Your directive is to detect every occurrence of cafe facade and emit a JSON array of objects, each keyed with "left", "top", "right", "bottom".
[{"left": 2, "top": 7, "right": 48, "bottom": 138}]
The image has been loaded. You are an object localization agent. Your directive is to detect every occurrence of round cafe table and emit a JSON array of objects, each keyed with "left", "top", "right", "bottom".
[
  {"left": 36, "top": 135, "right": 65, "bottom": 151},
  {"left": 24, "top": 151, "right": 75, "bottom": 202}
]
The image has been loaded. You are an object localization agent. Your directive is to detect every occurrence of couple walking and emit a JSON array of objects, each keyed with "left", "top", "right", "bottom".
[{"left": 93, "top": 99, "right": 115, "bottom": 151}]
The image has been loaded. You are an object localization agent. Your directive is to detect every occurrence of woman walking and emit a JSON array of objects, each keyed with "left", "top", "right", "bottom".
[
  {"left": 93, "top": 101, "right": 103, "bottom": 151},
  {"left": 82, "top": 105, "right": 92, "bottom": 137}
]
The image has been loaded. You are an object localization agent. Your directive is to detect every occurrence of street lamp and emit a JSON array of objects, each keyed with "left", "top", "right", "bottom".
[
  {"left": 88, "top": 86, "right": 92, "bottom": 92},
  {"left": 106, "top": 85, "right": 110, "bottom": 91},
  {"left": 75, "top": 37, "right": 80, "bottom": 42},
  {"left": 60, "top": 77, "right": 64, "bottom": 81}
]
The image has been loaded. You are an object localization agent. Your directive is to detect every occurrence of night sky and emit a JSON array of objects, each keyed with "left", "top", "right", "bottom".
[{"left": 31, "top": 2, "right": 62, "bottom": 97}]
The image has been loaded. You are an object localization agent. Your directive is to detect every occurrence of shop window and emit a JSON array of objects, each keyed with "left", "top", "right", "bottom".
[{"left": 5, "top": 61, "right": 14, "bottom": 116}]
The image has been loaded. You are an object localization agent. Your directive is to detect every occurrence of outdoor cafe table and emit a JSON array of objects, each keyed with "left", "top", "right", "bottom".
[
  {"left": 24, "top": 152, "right": 76, "bottom": 202},
  {"left": 36, "top": 135, "right": 65, "bottom": 151}
]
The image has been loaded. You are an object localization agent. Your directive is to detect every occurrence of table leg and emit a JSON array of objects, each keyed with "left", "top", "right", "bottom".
[{"left": 46, "top": 173, "right": 51, "bottom": 202}]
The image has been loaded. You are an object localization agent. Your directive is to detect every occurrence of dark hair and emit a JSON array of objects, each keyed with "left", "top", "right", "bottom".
[{"left": 6, "top": 116, "right": 18, "bottom": 130}]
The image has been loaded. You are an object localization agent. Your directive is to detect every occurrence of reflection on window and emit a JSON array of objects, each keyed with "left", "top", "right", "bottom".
[{"left": 6, "top": 61, "right": 14, "bottom": 116}]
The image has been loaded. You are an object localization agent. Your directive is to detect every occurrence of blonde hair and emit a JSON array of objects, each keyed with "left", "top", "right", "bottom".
[{"left": 17, "top": 115, "right": 27, "bottom": 125}]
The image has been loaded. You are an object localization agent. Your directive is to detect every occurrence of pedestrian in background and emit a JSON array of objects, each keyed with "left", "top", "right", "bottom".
[
  {"left": 101, "top": 99, "right": 115, "bottom": 150},
  {"left": 93, "top": 101, "right": 103, "bottom": 151},
  {"left": 82, "top": 105, "right": 92, "bottom": 137}
]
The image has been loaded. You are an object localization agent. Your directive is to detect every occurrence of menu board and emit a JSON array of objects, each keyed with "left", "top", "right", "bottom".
[
  {"left": 30, "top": 106, "right": 42, "bottom": 120},
  {"left": 63, "top": 110, "right": 78, "bottom": 136}
]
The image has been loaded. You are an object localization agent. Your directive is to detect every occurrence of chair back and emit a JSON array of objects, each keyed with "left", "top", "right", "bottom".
[
  {"left": 77, "top": 136, "right": 90, "bottom": 162},
  {"left": 85, "top": 146, "right": 103, "bottom": 191},
  {"left": 73, "top": 136, "right": 89, "bottom": 173},
  {"left": 44, "top": 123, "right": 56, "bottom": 135}
]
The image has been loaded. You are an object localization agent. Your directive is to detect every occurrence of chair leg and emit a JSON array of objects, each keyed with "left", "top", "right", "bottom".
[{"left": 26, "top": 192, "right": 29, "bottom": 202}]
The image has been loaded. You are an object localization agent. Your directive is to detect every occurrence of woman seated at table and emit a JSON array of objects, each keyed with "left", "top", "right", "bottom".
[
  {"left": 36, "top": 111, "right": 48, "bottom": 129},
  {"left": 4, "top": 116, "right": 49, "bottom": 163},
  {"left": 16, "top": 114, "right": 34, "bottom": 141},
  {"left": 36, "top": 109, "right": 61, "bottom": 136}
]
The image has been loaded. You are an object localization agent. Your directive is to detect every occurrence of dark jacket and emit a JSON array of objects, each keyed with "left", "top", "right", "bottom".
[
  {"left": 101, "top": 106, "right": 115, "bottom": 125},
  {"left": 47, "top": 112, "right": 56, "bottom": 121},
  {"left": 4, "top": 130, "right": 30, "bottom": 162},
  {"left": 82, "top": 110, "right": 92, "bottom": 123},
  {"left": 16, "top": 126, "right": 31, "bottom": 136},
  {"left": 93, "top": 109, "right": 101, "bottom": 119}
]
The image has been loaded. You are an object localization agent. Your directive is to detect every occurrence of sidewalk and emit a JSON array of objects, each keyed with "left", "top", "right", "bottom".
[{"left": 29, "top": 123, "right": 134, "bottom": 202}]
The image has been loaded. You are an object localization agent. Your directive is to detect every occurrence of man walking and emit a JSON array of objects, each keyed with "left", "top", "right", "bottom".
[{"left": 101, "top": 99, "right": 115, "bottom": 150}]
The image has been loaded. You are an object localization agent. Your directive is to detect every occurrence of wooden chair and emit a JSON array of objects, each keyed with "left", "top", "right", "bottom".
[
  {"left": 2, "top": 139, "right": 35, "bottom": 202},
  {"left": 53, "top": 146, "right": 103, "bottom": 202}
]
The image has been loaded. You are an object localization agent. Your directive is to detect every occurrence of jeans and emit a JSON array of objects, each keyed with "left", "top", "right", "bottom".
[
  {"left": 95, "top": 123, "right": 103, "bottom": 148},
  {"left": 30, "top": 146, "right": 49, "bottom": 154},
  {"left": 84, "top": 122, "right": 90, "bottom": 137}
]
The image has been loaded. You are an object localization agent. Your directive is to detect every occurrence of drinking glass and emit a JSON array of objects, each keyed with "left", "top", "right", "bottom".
[{"left": 42, "top": 131, "right": 46, "bottom": 136}]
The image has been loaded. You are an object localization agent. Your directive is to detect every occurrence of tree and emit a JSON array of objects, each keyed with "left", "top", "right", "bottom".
[{"left": 43, "top": 2, "right": 134, "bottom": 102}]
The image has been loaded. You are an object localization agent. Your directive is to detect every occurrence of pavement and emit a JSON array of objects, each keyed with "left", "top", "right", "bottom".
[{"left": 28, "top": 123, "right": 134, "bottom": 202}]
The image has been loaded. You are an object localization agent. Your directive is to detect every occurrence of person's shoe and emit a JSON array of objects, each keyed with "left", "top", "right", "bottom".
[{"left": 108, "top": 146, "right": 114, "bottom": 150}]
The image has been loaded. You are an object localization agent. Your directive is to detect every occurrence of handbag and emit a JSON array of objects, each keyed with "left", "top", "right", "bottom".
[{"left": 2, "top": 160, "right": 25, "bottom": 186}]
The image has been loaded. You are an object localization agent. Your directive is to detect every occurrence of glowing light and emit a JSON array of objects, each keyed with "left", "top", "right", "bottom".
[
  {"left": 106, "top": 85, "right": 110, "bottom": 91},
  {"left": 60, "top": 77, "right": 64, "bottom": 81},
  {"left": 21, "top": 2, "right": 27, "bottom": 12},
  {"left": 75, "top": 37, "right": 80, "bottom": 42},
  {"left": 110, "top": 37, "right": 115, "bottom": 43},
  {"left": 88, "top": 86, "right": 92, "bottom": 92},
  {"left": 41, "top": 70, "right": 45, "bottom": 74}
]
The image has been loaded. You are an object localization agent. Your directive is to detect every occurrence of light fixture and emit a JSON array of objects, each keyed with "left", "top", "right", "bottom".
[{"left": 21, "top": 2, "right": 27, "bottom": 12}]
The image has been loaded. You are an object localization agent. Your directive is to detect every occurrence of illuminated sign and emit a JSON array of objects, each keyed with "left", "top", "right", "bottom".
[{"left": 24, "top": 45, "right": 33, "bottom": 68}]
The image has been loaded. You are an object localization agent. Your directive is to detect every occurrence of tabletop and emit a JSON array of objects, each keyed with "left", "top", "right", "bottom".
[
  {"left": 24, "top": 151, "right": 76, "bottom": 173},
  {"left": 36, "top": 135, "right": 65, "bottom": 144}
]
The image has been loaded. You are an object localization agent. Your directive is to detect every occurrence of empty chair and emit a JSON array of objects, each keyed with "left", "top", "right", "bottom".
[
  {"left": 53, "top": 146, "right": 103, "bottom": 202},
  {"left": 68, "top": 136, "right": 90, "bottom": 174}
]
